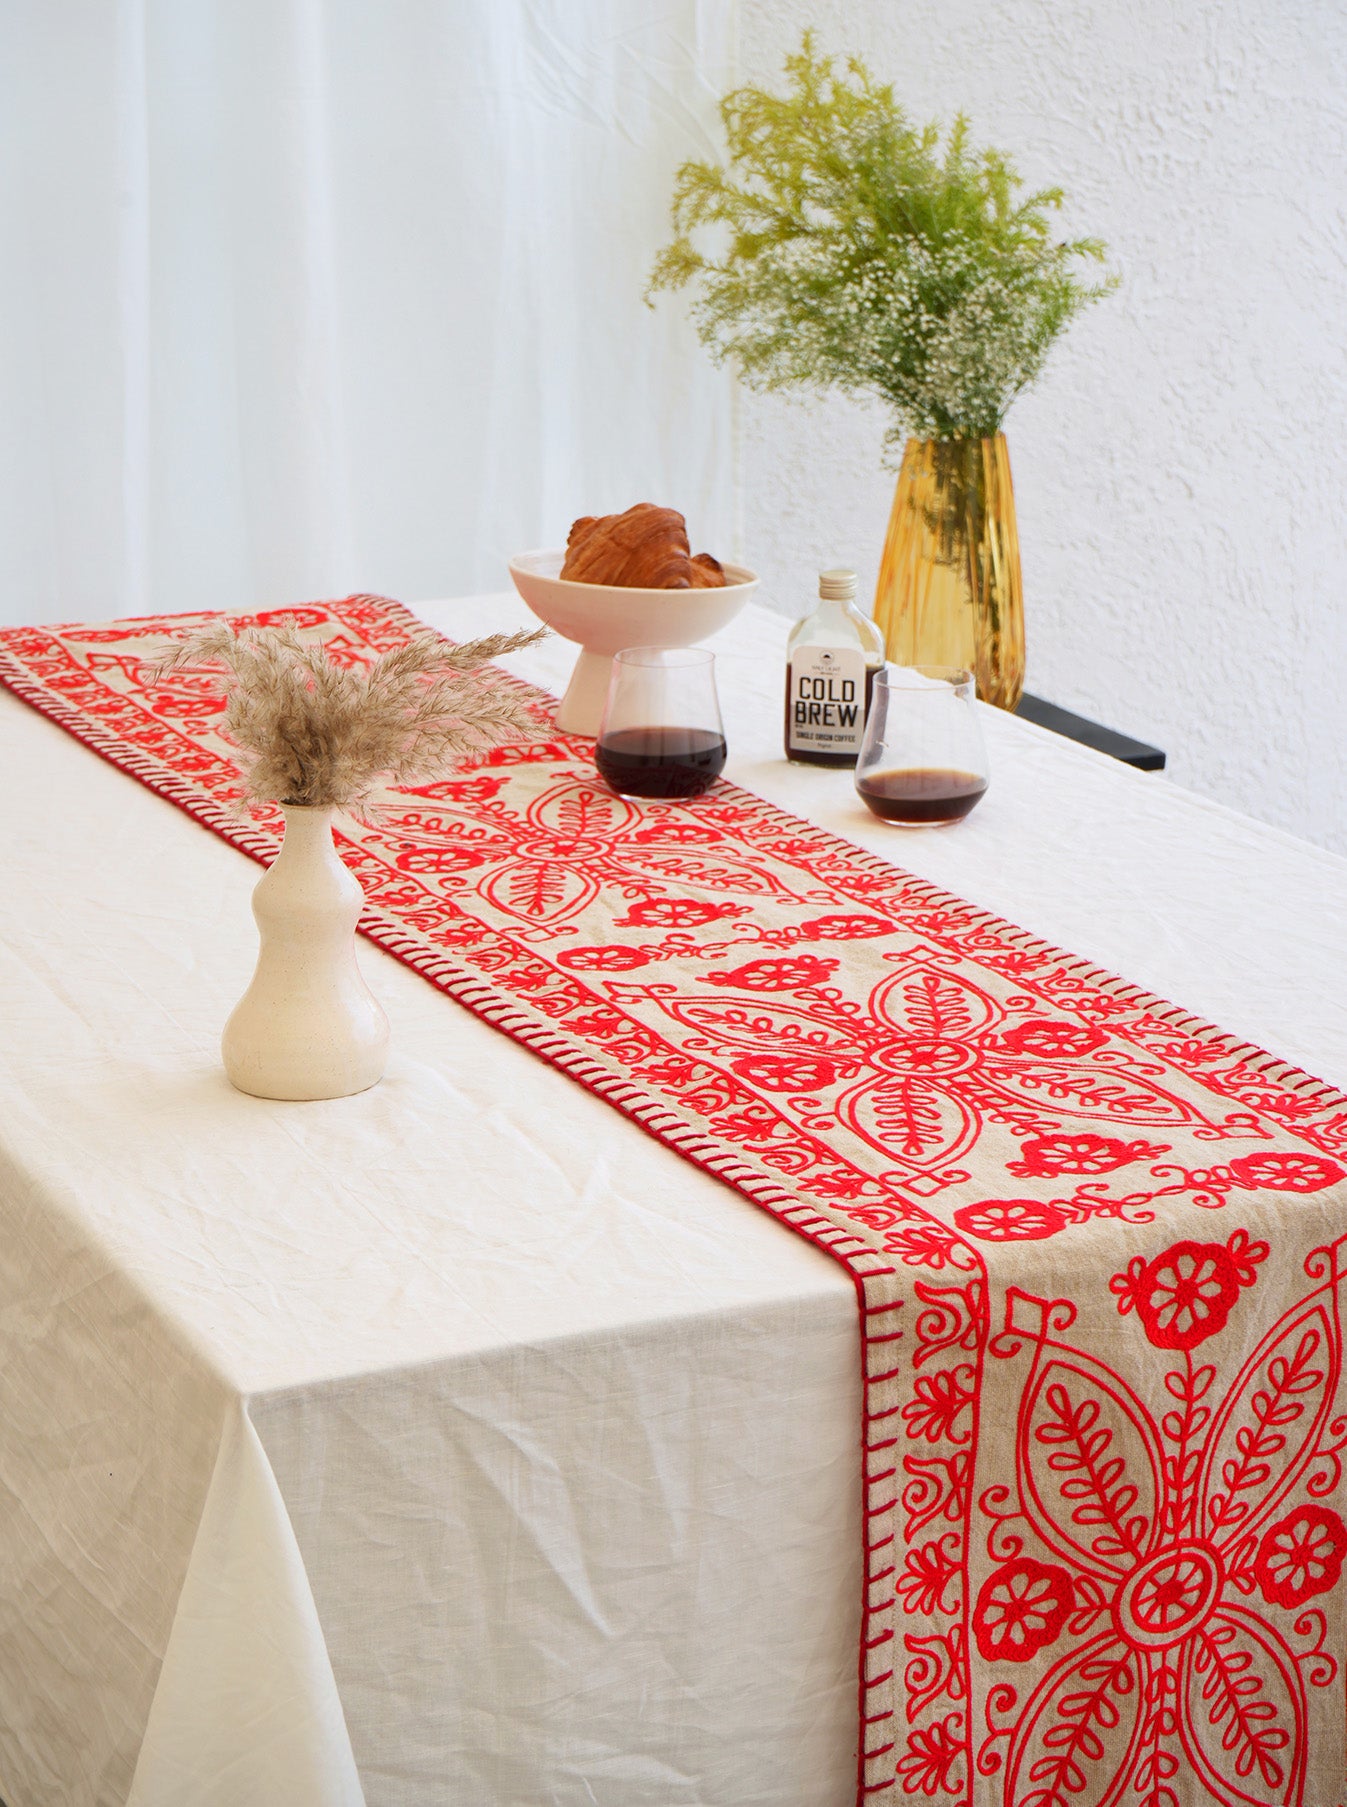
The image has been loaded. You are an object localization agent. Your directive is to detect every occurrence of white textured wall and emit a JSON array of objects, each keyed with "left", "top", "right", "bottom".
[{"left": 735, "top": 0, "right": 1347, "bottom": 851}]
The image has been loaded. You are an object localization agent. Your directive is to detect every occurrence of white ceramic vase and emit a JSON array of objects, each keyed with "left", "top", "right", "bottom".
[{"left": 223, "top": 805, "right": 390, "bottom": 1101}]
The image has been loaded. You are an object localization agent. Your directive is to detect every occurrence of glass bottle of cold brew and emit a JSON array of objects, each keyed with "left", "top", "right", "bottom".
[{"left": 784, "top": 568, "right": 886, "bottom": 767}]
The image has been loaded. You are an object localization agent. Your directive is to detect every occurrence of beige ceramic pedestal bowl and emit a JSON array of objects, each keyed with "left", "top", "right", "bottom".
[{"left": 508, "top": 549, "right": 759, "bottom": 736}]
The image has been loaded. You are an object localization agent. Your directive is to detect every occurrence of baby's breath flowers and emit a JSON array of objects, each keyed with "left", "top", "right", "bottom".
[
  {"left": 648, "top": 35, "right": 1115, "bottom": 453},
  {"left": 156, "top": 620, "right": 546, "bottom": 813}
]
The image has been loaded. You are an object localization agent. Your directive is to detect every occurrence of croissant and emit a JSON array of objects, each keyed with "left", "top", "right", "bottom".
[{"left": 561, "top": 503, "right": 726, "bottom": 589}]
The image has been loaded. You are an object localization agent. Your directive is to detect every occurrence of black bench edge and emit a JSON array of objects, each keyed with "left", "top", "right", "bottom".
[{"left": 1014, "top": 691, "right": 1166, "bottom": 772}]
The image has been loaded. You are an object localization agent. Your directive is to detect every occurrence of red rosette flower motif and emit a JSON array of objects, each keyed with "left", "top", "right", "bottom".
[
  {"left": 999, "top": 1019, "right": 1108, "bottom": 1059},
  {"left": 1255, "top": 1504, "right": 1347, "bottom": 1608},
  {"left": 476, "top": 738, "right": 566, "bottom": 765},
  {"left": 729, "top": 1052, "right": 840, "bottom": 1091},
  {"left": 615, "top": 897, "right": 746, "bottom": 928},
  {"left": 953, "top": 1199, "right": 1069, "bottom": 1242},
  {"left": 393, "top": 837, "right": 489, "bottom": 877},
  {"left": 404, "top": 773, "right": 508, "bottom": 806},
  {"left": 1227, "top": 1150, "right": 1344, "bottom": 1194},
  {"left": 1007, "top": 1132, "right": 1169, "bottom": 1178},
  {"left": 973, "top": 1557, "right": 1074, "bottom": 1662},
  {"left": 701, "top": 954, "right": 838, "bottom": 991},
  {"left": 253, "top": 605, "right": 330, "bottom": 629},
  {"left": 556, "top": 945, "right": 651, "bottom": 972},
  {"left": 798, "top": 913, "right": 895, "bottom": 939},
  {"left": 1109, "top": 1229, "right": 1266, "bottom": 1351}
]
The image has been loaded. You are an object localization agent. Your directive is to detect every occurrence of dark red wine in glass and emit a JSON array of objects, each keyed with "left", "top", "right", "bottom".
[
  {"left": 856, "top": 766, "right": 987, "bottom": 825},
  {"left": 595, "top": 725, "right": 726, "bottom": 799}
]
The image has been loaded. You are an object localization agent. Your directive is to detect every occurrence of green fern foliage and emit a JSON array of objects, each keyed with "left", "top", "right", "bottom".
[{"left": 648, "top": 35, "right": 1116, "bottom": 447}]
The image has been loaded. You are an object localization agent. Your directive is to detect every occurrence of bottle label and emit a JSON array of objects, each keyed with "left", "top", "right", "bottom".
[{"left": 787, "top": 644, "right": 868, "bottom": 755}]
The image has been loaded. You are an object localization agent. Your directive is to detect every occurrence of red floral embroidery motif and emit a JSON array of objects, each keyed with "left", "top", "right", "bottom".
[
  {"left": 951, "top": 1199, "right": 1068, "bottom": 1242},
  {"left": 1255, "top": 1503, "right": 1347, "bottom": 1608},
  {"left": 973, "top": 1557, "right": 1074, "bottom": 1662},
  {"left": 624, "top": 955, "right": 1224, "bottom": 1198},
  {"left": 799, "top": 912, "right": 895, "bottom": 939},
  {"left": 1228, "top": 1150, "right": 1344, "bottom": 1193},
  {"left": 902, "top": 1366, "right": 976, "bottom": 1444},
  {"left": 556, "top": 945, "right": 651, "bottom": 972},
  {"left": 701, "top": 954, "right": 839, "bottom": 990},
  {"left": 899, "top": 1533, "right": 963, "bottom": 1616},
  {"left": 616, "top": 897, "right": 748, "bottom": 928},
  {"left": 998, "top": 1019, "right": 1107, "bottom": 1059},
  {"left": 894, "top": 1714, "right": 965, "bottom": 1797},
  {"left": 730, "top": 1052, "right": 841, "bottom": 1091},
  {"left": 390, "top": 767, "right": 796, "bottom": 936},
  {"left": 980, "top": 1237, "right": 1347, "bottom": 1807},
  {"left": 1110, "top": 1229, "right": 1266, "bottom": 1350},
  {"left": 1007, "top": 1131, "right": 1170, "bottom": 1178}
]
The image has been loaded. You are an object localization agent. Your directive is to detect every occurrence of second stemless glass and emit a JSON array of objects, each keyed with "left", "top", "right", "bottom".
[
  {"left": 595, "top": 646, "right": 727, "bottom": 800},
  {"left": 855, "top": 665, "right": 989, "bottom": 827}
]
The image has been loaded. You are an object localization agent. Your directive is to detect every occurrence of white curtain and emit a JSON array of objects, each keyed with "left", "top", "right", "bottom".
[{"left": 0, "top": 1, "right": 736, "bottom": 626}]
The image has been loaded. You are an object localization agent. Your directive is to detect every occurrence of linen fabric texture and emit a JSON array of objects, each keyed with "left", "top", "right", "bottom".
[{"left": 2, "top": 598, "right": 1347, "bottom": 1807}]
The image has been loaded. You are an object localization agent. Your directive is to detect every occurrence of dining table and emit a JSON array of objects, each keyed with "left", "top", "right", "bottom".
[{"left": 1, "top": 592, "right": 1345, "bottom": 1807}]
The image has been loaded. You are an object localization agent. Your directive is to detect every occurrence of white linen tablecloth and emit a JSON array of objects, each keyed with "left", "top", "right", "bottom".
[{"left": 1, "top": 597, "right": 1345, "bottom": 1807}]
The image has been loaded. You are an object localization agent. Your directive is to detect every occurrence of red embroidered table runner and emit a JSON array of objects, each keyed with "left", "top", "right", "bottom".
[{"left": 4, "top": 595, "right": 1347, "bottom": 1807}]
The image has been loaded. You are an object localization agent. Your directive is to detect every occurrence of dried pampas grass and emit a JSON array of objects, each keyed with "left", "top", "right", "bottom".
[{"left": 156, "top": 620, "right": 547, "bottom": 811}]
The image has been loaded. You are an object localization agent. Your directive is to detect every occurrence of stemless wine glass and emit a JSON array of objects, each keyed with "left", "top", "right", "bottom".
[
  {"left": 855, "top": 665, "right": 989, "bottom": 827},
  {"left": 594, "top": 646, "right": 727, "bottom": 801}
]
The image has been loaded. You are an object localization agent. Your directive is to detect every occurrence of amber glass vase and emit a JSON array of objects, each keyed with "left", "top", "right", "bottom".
[{"left": 872, "top": 434, "right": 1025, "bottom": 710}]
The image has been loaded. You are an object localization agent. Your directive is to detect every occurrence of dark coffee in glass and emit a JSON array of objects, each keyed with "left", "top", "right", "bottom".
[
  {"left": 595, "top": 726, "right": 726, "bottom": 799},
  {"left": 596, "top": 647, "right": 726, "bottom": 802},
  {"left": 855, "top": 667, "right": 989, "bottom": 828},
  {"left": 856, "top": 767, "right": 987, "bottom": 825}
]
